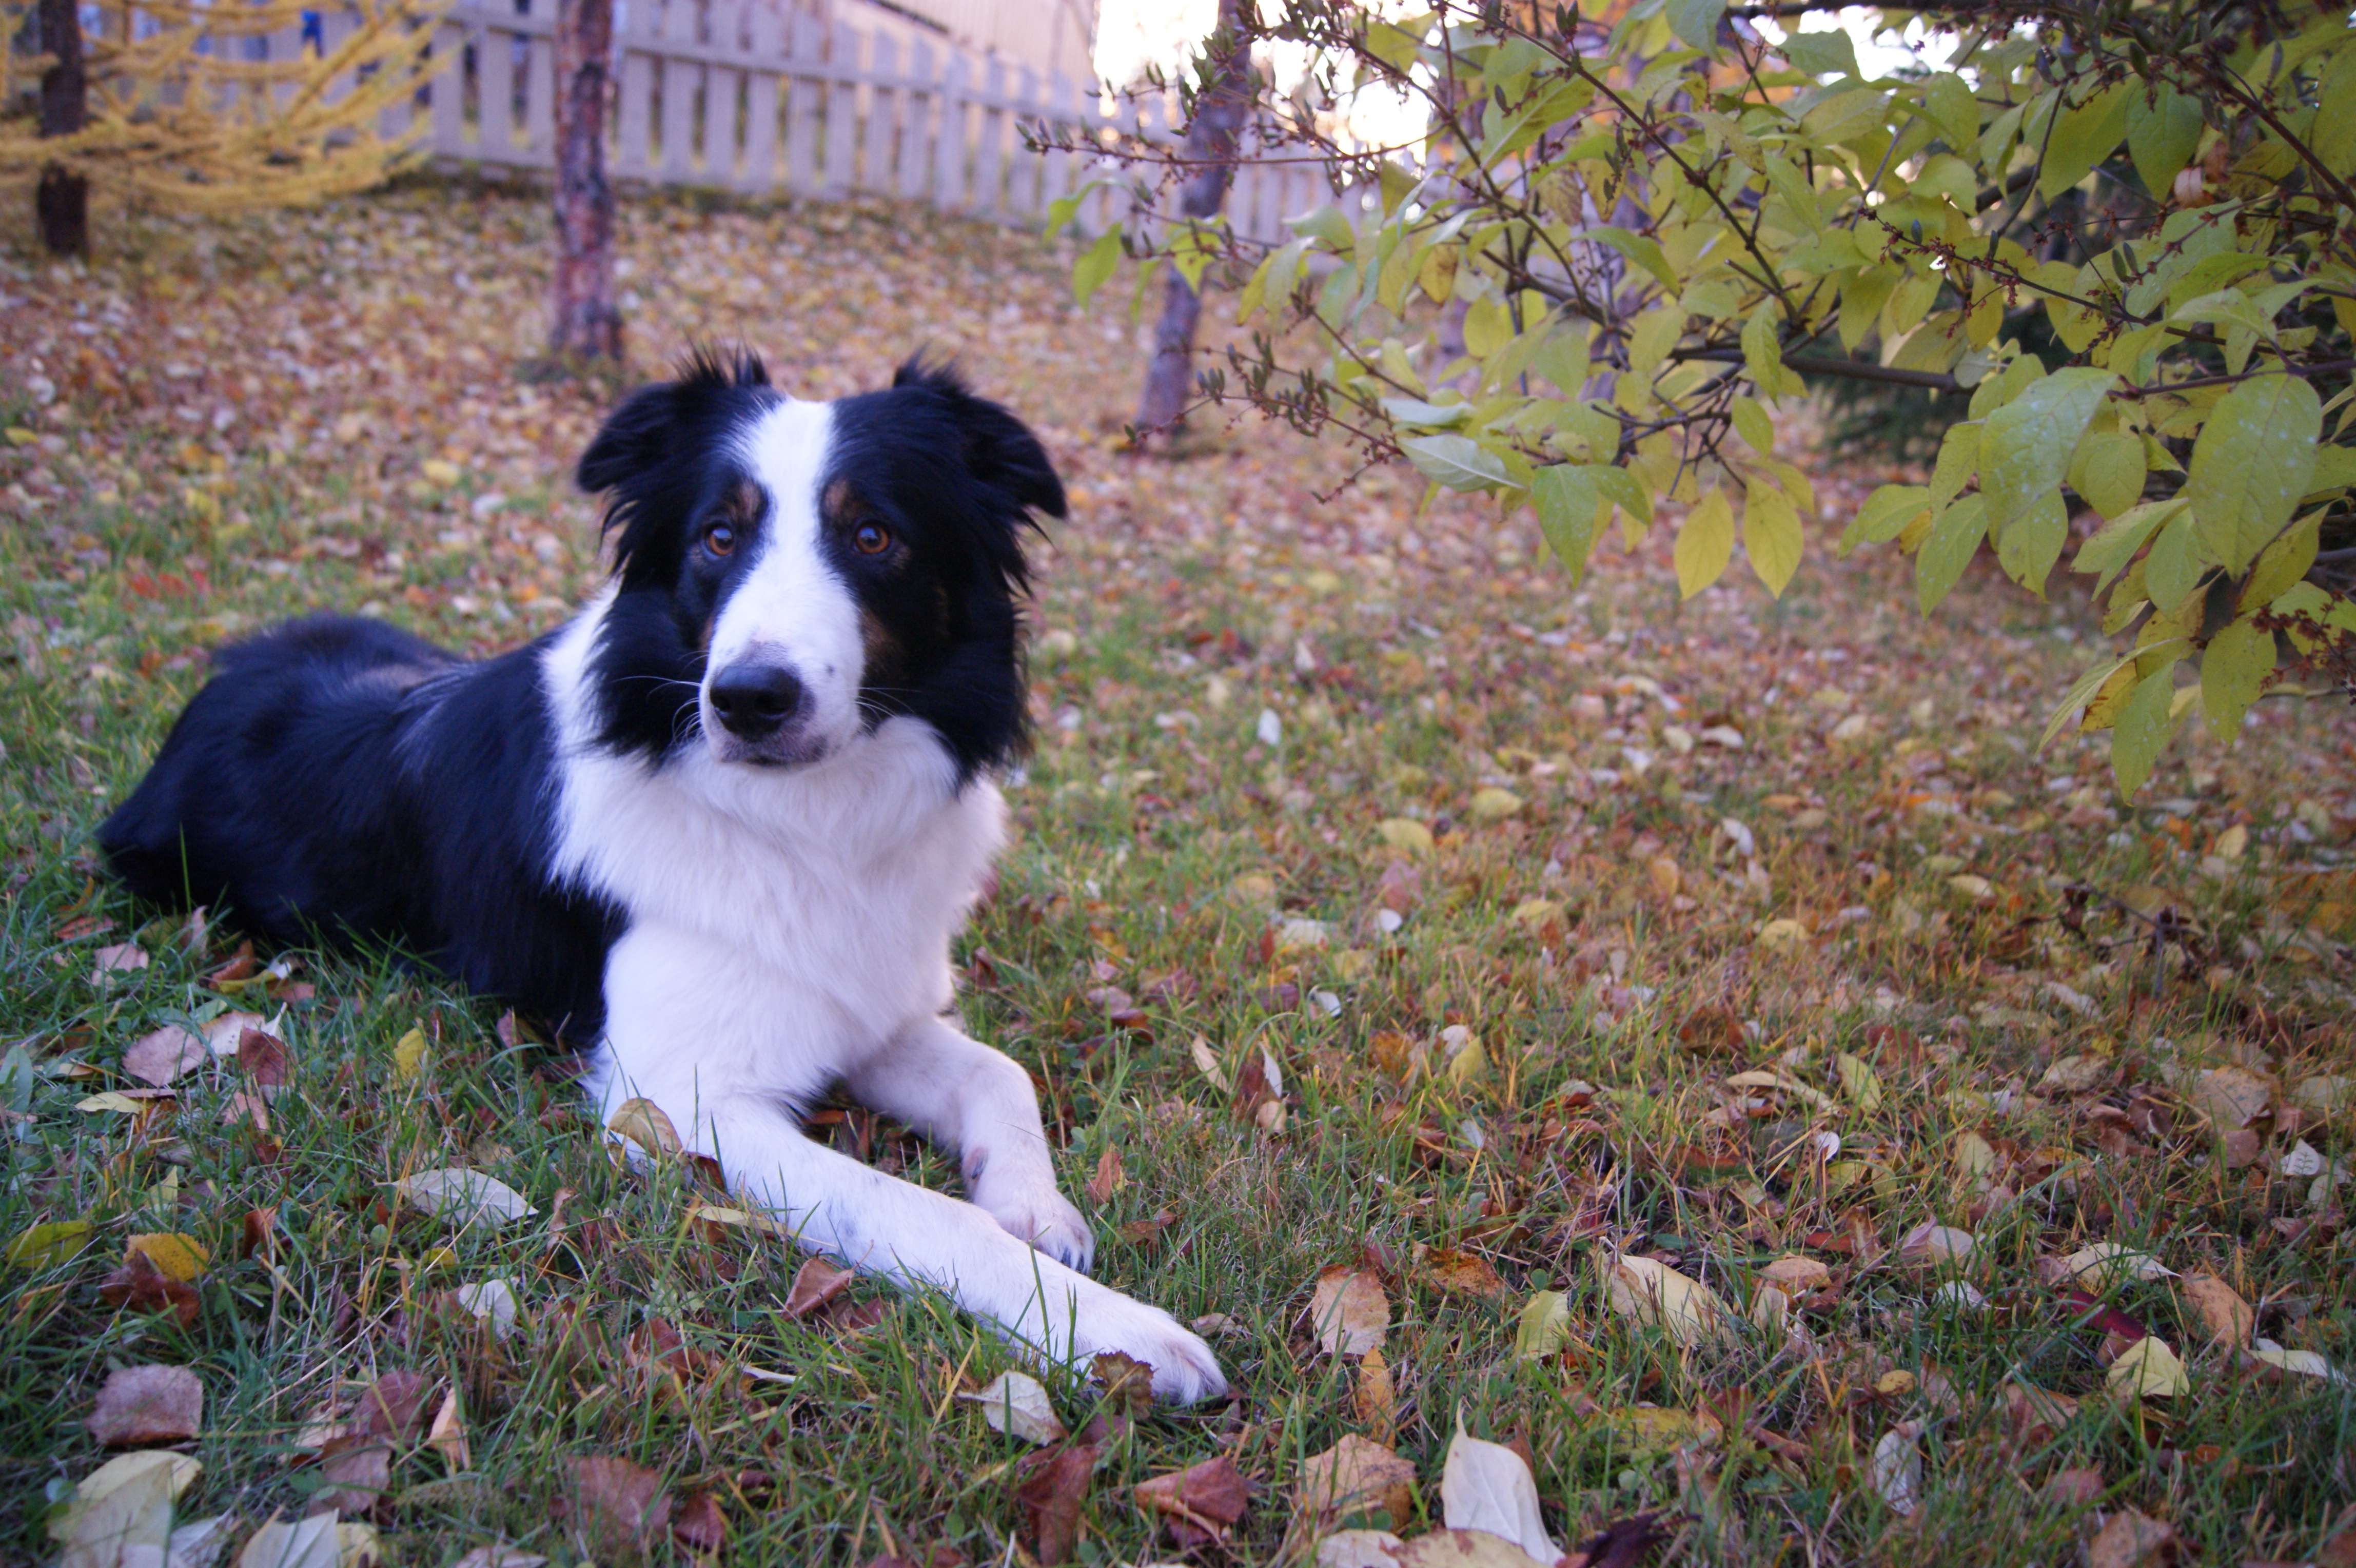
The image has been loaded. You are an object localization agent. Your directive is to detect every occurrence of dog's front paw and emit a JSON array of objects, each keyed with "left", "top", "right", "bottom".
[
  {"left": 1065, "top": 1288, "right": 1227, "bottom": 1404},
  {"left": 974, "top": 1179, "right": 1095, "bottom": 1272}
]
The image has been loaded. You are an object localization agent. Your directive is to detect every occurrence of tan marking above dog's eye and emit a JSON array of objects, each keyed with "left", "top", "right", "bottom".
[{"left": 853, "top": 521, "right": 892, "bottom": 555}]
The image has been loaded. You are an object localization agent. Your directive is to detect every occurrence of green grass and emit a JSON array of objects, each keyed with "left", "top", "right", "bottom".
[{"left": 2, "top": 182, "right": 2353, "bottom": 1566}]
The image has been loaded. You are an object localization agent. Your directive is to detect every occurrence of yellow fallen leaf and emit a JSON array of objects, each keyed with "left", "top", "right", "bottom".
[
  {"left": 2064, "top": 1242, "right": 2173, "bottom": 1288},
  {"left": 1600, "top": 1252, "right": 1735, "bottom": 1346},
  {"left": 2177, "top": 1273, "right": 2252, "bottom": 1346},
  {"left": 1377, "top": 818, "right": 1434, "bottom": 855},
  {"left": 1514, "top": 1290, "right": 1575, "bottom": 1359},
  {"left": 1467, "top": 788, "right": 1522, "bottom": 824},
  {"left": 1509, "top": 898, "right": 1562, "bottom": 928},
  {"left": 8, "top": 1219, "right": 93, "bottom": 1268},
  {"left": 1588, "top": 1405, "right": 1722, "bottom": 1454},
  {"left": 1834, "top": 1051, "right": 1885, "bottom": 1112},
  {"left": 1756, "top": 917, "right": 1809, "bottom": 954},
  {"left": 391, "top": 1028, "right": 427, "bottom": 1081},
  {"left": 2106, "top": 1336, "right": 2189, "bottom": 1400},
  {"left": 607, "top": 1098, "right": 682, "bottom": 1159},
  {"left": 126, "top": 1233, "right": 209, "bottom": 1282},
  {"left": 420, "top": 458, "right": 462, "bottom": 486},
  {"left": 1307, "top": 1266, "right": 1390, "bottom": 1358}
]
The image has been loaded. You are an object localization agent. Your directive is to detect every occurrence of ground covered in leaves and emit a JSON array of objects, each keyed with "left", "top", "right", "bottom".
[{"left": 2, "top": 178, "right": 2354, "bottom": 1568}]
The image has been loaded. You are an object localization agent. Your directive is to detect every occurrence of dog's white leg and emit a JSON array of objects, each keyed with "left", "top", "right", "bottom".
[
  {"left": 841, "top": 1016, "right": 1093, "bottom": 1270},
  {"left": 709, "top": 1100, "right": 1225, "bottom": 1401}
]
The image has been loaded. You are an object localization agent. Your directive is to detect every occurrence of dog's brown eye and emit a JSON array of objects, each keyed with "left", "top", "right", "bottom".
[
  {"left": 704, "top": 523, "right": 736, "bottom": 557},
  {"left": 853, "top": 521, "right": 892, "bottom": 556}
]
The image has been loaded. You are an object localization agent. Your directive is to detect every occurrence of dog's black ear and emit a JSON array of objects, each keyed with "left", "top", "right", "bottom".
[
  {"left": 578, "top": 347, "right": 770, "bottom": 497},
  {"left": 894, "top": 355, "right": 1067, "bottom": 522}
]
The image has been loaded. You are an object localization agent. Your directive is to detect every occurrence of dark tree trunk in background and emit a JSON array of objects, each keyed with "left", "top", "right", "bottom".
[
  {"left": 1134, "top": 0, "right": 1248, "bottom": 438},
  {"left": 549, "top": 0, "right": 621, "bottom": 362},
  {"left": 35, "top": 0, "right": 88, "bottom": 258}
]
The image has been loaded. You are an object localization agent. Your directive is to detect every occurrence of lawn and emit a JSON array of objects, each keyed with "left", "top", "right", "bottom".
[{"left": 2, "top": 178, "right": 2352, "bottom": 1568}]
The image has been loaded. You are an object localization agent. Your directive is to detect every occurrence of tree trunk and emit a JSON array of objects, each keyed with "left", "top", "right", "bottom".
[
  {"left": 35, "top": 0, "right": 88, "bottom": 258},
  {"left": 1134, "top": 0, "right": 1249, "bottom": 438},
  {"left": 549, "top": 0, "right": 621, "bottom": 363}
]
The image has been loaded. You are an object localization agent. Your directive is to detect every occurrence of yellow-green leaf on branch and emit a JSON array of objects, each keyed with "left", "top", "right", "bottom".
[
  {"left": 1676, "top": 486, "right": 1735, "bottom": 597},
  {"left": 2201, "top": 617, "right": 2275, "bottom": 744},
  {"left": 1742, "top": 306, "right": 1805, "bottom": 401},
  {"left": 1979, "top": 367, "right": 2114, "bottom": 537},
  {"left": 1666, "top": 0, "right": 1727, "bottom": 53},
  {"left": 1072, "top": 225, "right": 1124, "bottom": 306},
  {"left": 1730, "top": 396, "right": 1773, "bottom": 456},
  {"left": 2186, "top": 373, "right": 2321, "bottom": 572},
  {"left": 1533, "top": 325, "right": 1591, "bottom": 396},
  {"left": 2072, "top": 497, "right": 2186, "bottom": 587},
  {"left": 2143, "top": 507, "right": 2210, "bottom": 612},
  {"left": 1917, "top": 494, "right": 1987, "bottom": 612},
  {"left": 1839, "top": 483, "right": 1929, "bottom": 555},
  {"left": 1743, "top": 481, "right": 1804, "bottom": 597},
  {"left": 2111, "top": 664, "right": 2186, "bottom": 798},
  {"left": 2241, "top": 511, "right": 2321, "bottom": 612},
  {"left": 2041, "top": 651, "right": 2141, "bottom": 751},
  {"left": 2126, "top": 85, "right": 2203, "bottom": 197},
  {"left": 1533, "top": 463, "right": 1605, "bottom": 581},
  {"left": 1585, "top": 226, "right": 1680, "bottom": 292},
  {"left": 2039, "top": 82, "right": 2135, "bottom": 198},
  {"left": 2070, "top": 428, "right": 2147, "bottom": 519},
  {"left": 1402, "top": 435, "right": 1513, "bottom": 493},
  {"left": 1995, "top": 489, "right": 2068, "bottom": 596}
]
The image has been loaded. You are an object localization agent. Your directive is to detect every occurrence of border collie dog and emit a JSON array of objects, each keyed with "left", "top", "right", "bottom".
[{"left": 102, "top": 351, "right": 1225, "bottom": 1402}]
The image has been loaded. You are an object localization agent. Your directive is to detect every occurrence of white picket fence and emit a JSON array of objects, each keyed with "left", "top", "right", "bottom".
[{"left": 348, "top": 0, "right": 1350, "bottom": 241}]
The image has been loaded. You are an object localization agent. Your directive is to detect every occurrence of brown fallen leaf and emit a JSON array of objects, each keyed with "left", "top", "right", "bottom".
[
  {"left": 782, "top": 1256, "right": 854, "bottom": 1320},
  {"left": 355, "top": 1371, "right": 436, "bottom": 1439},
  {"left": 1757, "top": 1255, "right": 1831, "bottom": 1292},
  {"left": 1135, "top": 1455, "right": 1249, "bottom": 1547},
  {"left": 1356, "top": 1344, "right": 1397, "bottom": 1441},
  {"left": 2179, "top": 1273, "right": 2254, "bottom": 1347},
  {"left": 566, "top": 1455, "right": 674, "bottom": 1559},
  {"left": 1015, "top": 1444, "right": 1094, "bottom": 1565},
  {"left": 309, "top": 1434, "right": 392, "bottom": 1519},
  {"left": 1384, "top": 1528, "right": 1554, "bottom": 1567},
  {"left": 122, "top": 1026, "right": 206, "bottom": 1087},
  {"left": 2044, "top": 1468, "right": 2104, "bottom": 1507},
  {"left": 1564, "top": 1511, "right": 1678, "bottom": 1568},
  {"left": 426, "top": 1388, "right": 469, "bottom": 1472},
  {"left": 1425, "top": 1247, "right": 1513, "bottom": 1303},
  {"left": 1084, "top": 1141, "right": 1125, "bottom": 1205},
  {"left": 671, "top": 1489, "right": 727, "bottom": 1554},
  {"left": 235, "top": 1027, "right": 290, "bottom": 1088},
  {"left": 2005, "top": 1381, "right": 2081, "bottom": 1446},
  {"left": 1092, "top": 1350, "right": 1155, "bottom": 1410},
  {"left": 2088, "top": 1507, "right": 2174, "bottom": 1568},
  {"left": 99, "top": 1250, "right": 201, "bottom": 1328},
  {"left": 88, "top": 1364, "right": 204, "bottom": 1446},
  {"left": 93, "top": 942, "right": 150, "bottom": 980},
  {"left": 2314, "top": 1504, "right": 2356, "bottom": 1568},
  {"left": 2187, "top": 1066, "right": 2273, "bottom": 1130},
  {"left": 1118, "top": 1207, "right": 1179, "bottom": 1246},
  {"left": 1297, "top": 1434, "right": 1417, "bottom": 1532},
  {"left": 1308, "top": 1266, "right": 1390, "bottom": 1358}
]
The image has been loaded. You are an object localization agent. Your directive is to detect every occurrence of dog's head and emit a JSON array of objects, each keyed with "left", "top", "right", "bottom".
[{"left": 576, "top": 349, "right": 1063, "bottom": 779}]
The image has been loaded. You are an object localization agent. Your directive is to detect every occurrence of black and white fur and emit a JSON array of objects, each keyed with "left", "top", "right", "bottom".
[{"left": 102, "top": 352, "right": 1225, "bottom": 1402}]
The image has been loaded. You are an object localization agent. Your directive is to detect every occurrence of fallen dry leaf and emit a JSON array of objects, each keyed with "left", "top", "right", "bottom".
[
  {"left": 1869, "top": 1422, "right": 1921, "bottom": 1516},
  {"left": 1135, "top": 1455, "right": 1249, "bottom": 1547},
  {"left": 1564, "top": 1512, "right": 1678, "bottom": 1568},
  {"left": 426, "top": 1388, "right": 469, "bottom": 1472},
  {"left": 93, "top": 942, "right": 150, "bottom": 980},
  {"left": 88, "top": 1364, "right": 204, "bottom": 1446},
  {"left": 126, "top": 1233, "right": 209, "bottom": 1282},
  {"left": 2065, "top": 1243, "right": 2173, "bottom": 1288},
  {"left": 2187, "top": 1066, "right": 2273, "bottom": 1130},
  {"left": 1515, "top": 1290, "right": 1576, "bottom": 1359},
  {"left": 54, "top": 1450, "right": 203, "bottom": 1568},
  {"left": 1308, "top": 1266, "right": 1390, "bottom": 1358},
  {"left": 2180, "top": 1273, "right": 2254, "bottom": 1347},
  {"left": 1356, "top": 1344, "right": 1397, "bottom": 1440},
  {"left": 2107, "top": 1336, "right": 2190, "bottom": 1400},
  {"left": 310, "top": 1435, "right": 392, "bottom": 1520},
  {"left": 1600, "top": 1253, "right": 1735, "bottom": 1346},
  {"left": 1091, "top": 1350, "right": 1156, "bottom": 1409},
  {"left": 1387, "top": 1532, "right": 1556, "bottom": 1568},
  {"left": 1439, "top": 1426, "right": 1558, "bottom": 1564},
  {"left": 236, "top": 1513, "right": 341, "bottom": 1568},
  {"left": 1298, "top": 1434, "right": 1418, "bottom": 1532},
  {"left": 566, "top": 1455, "right": 673, "bottom": 1558},
  {"left": 389, "top": 1169, "right": 536, "bottom": 1227},
  {"left": 1897, "top": 1223, "right": 1974, "bottom": 1267},
  {"left": 1016, "top": 1446, "right": 1094, "bottom": 1566},
  {"left": 606, "top": 1099, "right": 681, "bottom": 1160},
  {"left": 448, "top": 1547, "right": 547, "bottom": 1568},
  {"left": 2045, "top": 1468, "right": 2105, "bottom": 1507},
  {"left": 783, "top": 1256, "right": 854, "bottom": 1320},
  {"left": 671, "top": 1489, "right": 727, "bottom": 1554},
  {"left": 1757, "top": 1255, "right": 1831, "bottom": 1292},
  {"left": 1587, "top": 1405, "right": 1723, "bottom": 1455},
  {"left": 454, "top": 1279, "right": 521, "bottom": 1339},
  {"left": 959, "top": 1370, "right": 1066, "bottom": 1445},
  {"left": 234, "top": 1028, "right": 290, "bottom": 1089},
  {"left": 2088, "top": 1507, "right": 2174, "bottom": 1568},
  {"left": 122, "top": 1026, "right": 207, "bottom": 1087},
  {"left": 1425, "top": 1247, "right": 1513, "bottom": 1303},
  {"left": 100, "top": 1249, "right": 201, "bottom": 1328},
  {"left": 1084, "top": 1141, "right": 1125, "bottom": 1205}
]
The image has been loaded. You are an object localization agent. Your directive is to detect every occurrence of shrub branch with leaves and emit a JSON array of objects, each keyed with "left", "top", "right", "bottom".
[{"left": 1047, "top": 0, "right": 2356, "bottom": 795}]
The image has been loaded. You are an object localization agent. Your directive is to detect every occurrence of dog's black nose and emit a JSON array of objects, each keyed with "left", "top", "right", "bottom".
[{"left": 708, "top": 662, "right": 805, "bottom": 739}]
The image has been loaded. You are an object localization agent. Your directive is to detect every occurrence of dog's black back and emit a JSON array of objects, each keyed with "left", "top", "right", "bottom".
[{"left": 101, "top": 615, "right": 621, "bottom": 1037}]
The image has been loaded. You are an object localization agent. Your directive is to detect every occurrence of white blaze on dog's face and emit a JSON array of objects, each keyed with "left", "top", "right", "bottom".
[
  {"left": 574, "top": 351, "right": 1065, "bottom": 784},
  {"left": 697, "top": 399, "right": 862, "bottom": 767}
]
